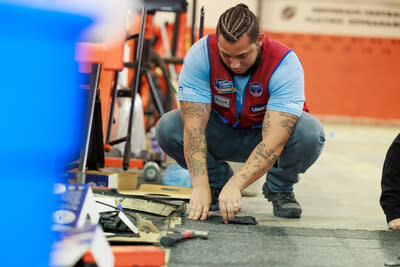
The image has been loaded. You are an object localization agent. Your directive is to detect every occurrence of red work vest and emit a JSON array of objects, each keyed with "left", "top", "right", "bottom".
[{"left": 208, "top": 33, "right": 308, "bottom": 128}]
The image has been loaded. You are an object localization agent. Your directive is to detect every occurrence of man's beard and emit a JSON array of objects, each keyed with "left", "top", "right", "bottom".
[{"left": 220, "top": 49, "right": 262, "bottom": 77}]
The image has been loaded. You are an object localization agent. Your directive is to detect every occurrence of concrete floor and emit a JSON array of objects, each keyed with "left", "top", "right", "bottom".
[{"left": 238, "top": 123, "right": 399, "bottom": 231}]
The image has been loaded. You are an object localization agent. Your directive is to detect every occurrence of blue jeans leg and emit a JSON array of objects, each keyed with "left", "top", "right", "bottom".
[
  {"left": 156, "top": 109, "right": 325, "bottom": 192},
  {"left": 156, "top": 109, "right": 260, "bottom": 188},
  {"left": 266, "top": 112, "right": 325, "bottom": 192}
]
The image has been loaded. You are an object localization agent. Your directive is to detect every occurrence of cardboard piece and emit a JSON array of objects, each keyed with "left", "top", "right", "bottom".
[
  {"left": 136, "top": 214, "right": 159, "bottom": 233},
  {"left": 94, "top": 193, "right": 179, "bottom": 217},
  {"left": 121, "top": 198, "right": 178, "bottom": 216},
  {"left": 119, "top": 184, "right": 192, "bottom": 200},
  {"left": 114, "top": 171, "right": 138, "bottom": 190}
]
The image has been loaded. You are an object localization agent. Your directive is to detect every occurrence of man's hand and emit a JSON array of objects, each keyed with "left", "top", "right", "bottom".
[
  {"left": 389, "top": 218, "right": 400, "bottom": 230},
  {"left": 180, "top": 101, "right": 211, "bottom": 221},
  {"left": 218, "top": 179, "right": 242, "bottom": 224},
  {"left": 188, "top": 185, "right": 211, "bottom": 221}
]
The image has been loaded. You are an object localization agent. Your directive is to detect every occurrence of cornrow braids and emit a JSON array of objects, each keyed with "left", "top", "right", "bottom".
[{"left": 216, "top": 3, "right": 259, "bottom": 43}]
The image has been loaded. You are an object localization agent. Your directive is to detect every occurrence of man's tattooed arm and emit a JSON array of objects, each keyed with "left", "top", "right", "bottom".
[
  {"left": 232, "top": 110, "right": 299, "bottom": 190},
  {"left": 180, "top": 101, "right": 211, "bottom": 183}
]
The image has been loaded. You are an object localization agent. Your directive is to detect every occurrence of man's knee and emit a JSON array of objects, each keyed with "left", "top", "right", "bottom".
[
  {"left": 294, "top": 113, "right": 325, "bottom": 165},
  {"left": 296, "top": 113, "right": 325, "bottom": 148},
  {"left": 156, "top": 110, "right": 183, "bottom": 151}
]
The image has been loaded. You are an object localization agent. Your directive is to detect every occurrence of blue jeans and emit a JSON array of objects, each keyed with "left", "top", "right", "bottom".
[{"left": 156, "top": 109, "right": 325, "bottom": 193}]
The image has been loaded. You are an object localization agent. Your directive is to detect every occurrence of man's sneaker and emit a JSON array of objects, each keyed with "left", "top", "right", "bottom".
[
  {"left": 262, "top": 183, "right": 302, "bottom": 218},
  {"left": 210, "top": 187, "right": 222, "bottom": 211}
]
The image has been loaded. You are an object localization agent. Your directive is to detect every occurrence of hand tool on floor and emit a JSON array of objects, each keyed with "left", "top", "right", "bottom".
[{"left": 160, "top": 230, "right": 208, "bottom": 247}]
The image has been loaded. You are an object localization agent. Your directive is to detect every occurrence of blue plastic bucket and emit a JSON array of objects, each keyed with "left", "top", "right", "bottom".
[
  {"left": 0, "top": 2, "right": 91, "bottom": 266},
  {"left": 162, "top": 164, "right": 192, "bottom": 188}
]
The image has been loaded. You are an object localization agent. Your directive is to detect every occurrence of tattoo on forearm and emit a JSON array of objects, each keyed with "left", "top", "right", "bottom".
[
  {"left": 239, "top": 111, "right": 294, "bottom": 183},
  {"left": 279, "top": 112, "right": 298, "bottom": 135},
  {"left": 255, "top": 143, "right": 268, "bottom": 160},
  {"left": 238, "top": 143, "right": 279, "bottom": 183},
  {"left": 189, "top": 157, "right": 206, "bottom": 176},
  {"left": 181, "top": 102, "right": 210, "bottom": 119},
  {"left": 186, "top": 127, "right": 206, "bottom": 153},
  {"left": 185, "top": 127, "right": 207, "bottom": 176},
  {"left": 181, "top": 101, "right": 210, "bottom": 177},
  {"left": 255, "top": 144, "right": 279, "bottom": 167}
]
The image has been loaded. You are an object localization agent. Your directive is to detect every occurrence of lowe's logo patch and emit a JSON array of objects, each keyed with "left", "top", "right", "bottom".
[
  {"left": 214, "top": 79, "right": 233, "bottom": 90},
  {"left": 249, "top": 82, "right": 263, "bottom": 97},
  {"left": 250, "top": 104, "right": 267, "bottom": 113}
]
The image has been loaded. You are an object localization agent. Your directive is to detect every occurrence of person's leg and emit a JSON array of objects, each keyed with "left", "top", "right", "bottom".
[
  {"left": 266, "top": 111, "right": 325, "bottom": 192},
  {"left": 156, "top": 109, "right": 261, "bottom": 210},
  {"left": 156, "top": 109, "right": 260, "bottom": 188},
  {"left": 156, "top": 109, "right": 233, "bottom": 189},
  {"left": 263, "top": 112, "right": 325, "bottom": 218}
]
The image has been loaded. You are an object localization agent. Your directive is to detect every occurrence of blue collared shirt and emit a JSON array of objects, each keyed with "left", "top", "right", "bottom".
[{"left": 178, "top": 36, "right": 305, "bottom": 119}]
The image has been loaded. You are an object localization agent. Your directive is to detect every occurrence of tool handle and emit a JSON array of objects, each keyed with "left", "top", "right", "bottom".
[{"left": 160, "top": 232, "right": 192, "bottom": 247}]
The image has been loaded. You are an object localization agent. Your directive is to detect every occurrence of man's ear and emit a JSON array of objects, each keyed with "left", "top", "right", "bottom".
[{"left": 257, "top": 32, "right": 264, "bottom": 47}]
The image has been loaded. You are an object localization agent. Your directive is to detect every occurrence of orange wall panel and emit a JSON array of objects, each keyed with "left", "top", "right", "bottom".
[{"left": 266, "top": 32, "right": 400, "bottom": 121}]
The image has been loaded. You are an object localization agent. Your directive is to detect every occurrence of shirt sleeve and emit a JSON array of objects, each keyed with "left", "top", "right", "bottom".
[
  {"left": 266, "top": 51, "right": 305, "bottom": 117},
  {"left": 177, "top": 36, "right": 212, "bottom": 103},
  {"left": 380, "top": 133, "right": 400, "bottom": 223}
]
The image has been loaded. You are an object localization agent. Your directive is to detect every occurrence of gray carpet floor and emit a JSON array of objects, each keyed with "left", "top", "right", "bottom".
[{"left": 167, "top": 219, "right": 400, "bottom": 267}]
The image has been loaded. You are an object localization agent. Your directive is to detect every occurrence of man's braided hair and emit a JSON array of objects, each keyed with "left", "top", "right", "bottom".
[{"left": 216, "top": 3, "right": 259, "bottom": 43}]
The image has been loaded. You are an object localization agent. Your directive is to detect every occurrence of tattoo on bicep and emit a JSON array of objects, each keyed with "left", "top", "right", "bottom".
[
  {"left": 181, "top": 102, "right": 210, "bottom": 119},
  {"left": 279, "top": 112, "right": 298, "bottom": 135},
  {"left": 267, "top": 153, "right": 279, "bottom": 167},
  {"left": 262, "top": 112, "right": 271, "bottom": 135}
]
